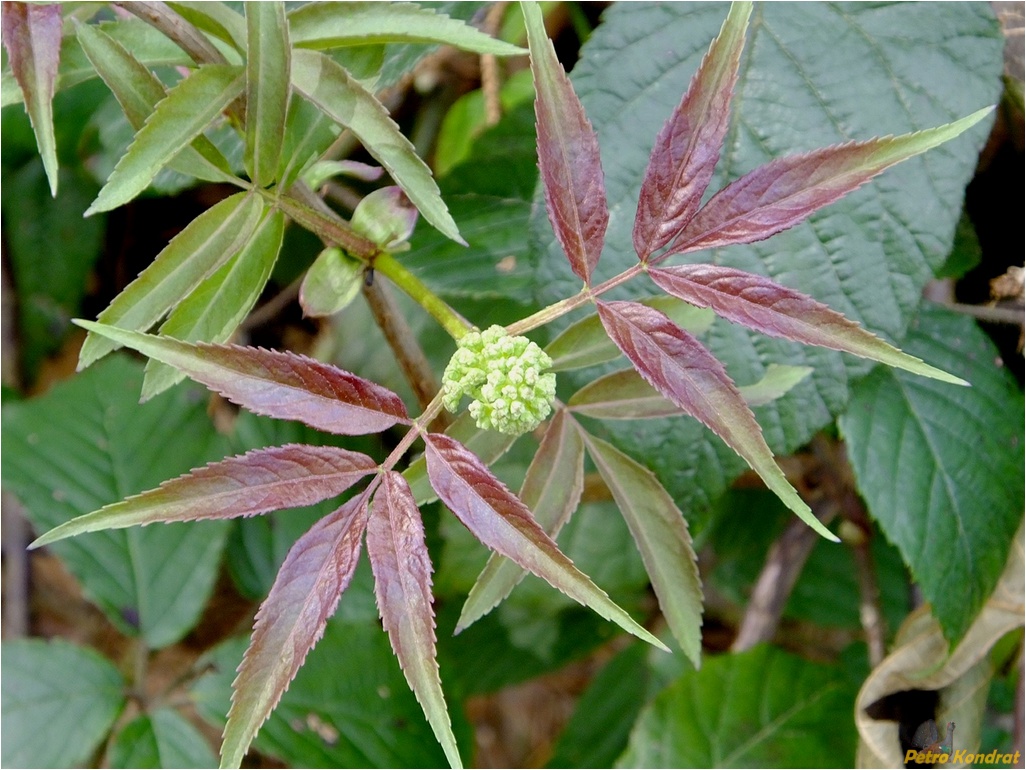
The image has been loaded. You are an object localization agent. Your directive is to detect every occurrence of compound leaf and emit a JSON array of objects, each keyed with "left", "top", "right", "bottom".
[
  {"left": 458, "top": 408, "right": 585, "bottom": 632},
  {"left": 530, "top": 3, "right": 1001, "bottom": 524},
  {"left": 288, "top": 2, "right": 523, "bottom": 56},
  {"left": 633, "top": 1, "right": 751, "bottom": 260},
  {"left": 74, "top": 321, "right": 410, "bottom": 435},
  {"left": 31, "top": 444, "right": 376, "bottom": 548},
  {"left": 582, "top": 431, "right": 703, "bottom": 666},
  {"left": 245, "top": 2, "right": 290, "bottom": 186},
  {"left": 221, "top": 491, "right": 370, "bottom": 769},
  {"left": 87, "top": 63, "right": 245, "bottom": 215},
  {"left": 522, "top": 0, "right": 607, "bottom": 284},
  {"left": 2, "top": 2, "right": 62, "bottom": 194},
  {"left": 667, "top": 109, "right": 993, "bottom": 257},
  {"left": 596, "top": 300, "right": 836, "bottom": 541},
  {"left": 368, "top": 472, "right": 462, "bottom": 769},
  {"left": 291, "top": 49, "right": 461, "bottom": 243},
  {"left": 650, "top": 264, "right": 966, "bottom": 384},
  {"left": 424, "top": 432, "right": 667, "bottom": 650}
]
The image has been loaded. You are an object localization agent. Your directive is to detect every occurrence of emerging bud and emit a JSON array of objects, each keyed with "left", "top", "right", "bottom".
[{"left": 442, "top": 326, "right": 556, "bottom": 435}]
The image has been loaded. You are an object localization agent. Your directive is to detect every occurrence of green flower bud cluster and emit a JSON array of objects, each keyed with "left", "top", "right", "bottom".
[{"left": 442, "top": 325, "right": 557, "bottom": 436}]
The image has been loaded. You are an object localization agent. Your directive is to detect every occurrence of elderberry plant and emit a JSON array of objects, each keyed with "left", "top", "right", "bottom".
[{"left": 7, "top": 1, "right": 997, "bottom": 767}]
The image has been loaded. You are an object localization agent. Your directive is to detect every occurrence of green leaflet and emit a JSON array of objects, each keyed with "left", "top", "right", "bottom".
[
  {"left": 86, "top": 63, "right": 245, "bottom": 215},
  {"left": 142, "top": 209, "right": 286, "bottom": 399},
  {"left": 291, "top": 48, "right": 462, "bottom": 243},
  {"left": 76, "top": 21, "right": 235, "bottom": 184},
  {"left": 458, "top": 409, "right": 584, "bottom": 632},
  {"left": 582, "top": 431, "right": 704, "bottom": 666},
  {"left": 245, "top": 2, "right": 291, "bottom": 187},
  {"left": 78, "top": 191, "right": 264, "bottom": 369},
  {"left": 288, "top": 2, "right": 524, "bottom": 56}
]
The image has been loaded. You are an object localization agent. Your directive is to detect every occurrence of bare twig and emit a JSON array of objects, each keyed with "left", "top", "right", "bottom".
[
  {"left": 480, "top": 2, "right": 508, "bottom": 127},
  {"left": 730, "top": 497, "right": 839, "bottom": 652},
  {"left": 1, "top": 493, "right": 30, "bottom": 638},
  {"left": 849, "top": 530, "right": 886, "bottom": 666},
  {"left": 930, "top": 299, "right": 1024, "bottom": 325},
  {"left": 117, "top": 2, "right": 227, "bottom": 66}
]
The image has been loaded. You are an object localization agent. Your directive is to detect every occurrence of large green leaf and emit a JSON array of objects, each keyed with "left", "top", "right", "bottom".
[
  {"left": 528, "top": 3, "right": 1002, "bottom": 523},
  {"left": 839, "top": 306, "right": 1024, "bottom": 642},
  {"left": 1, "top": 356, "right": 230, "bottom": 647},
  {"left": 192, "top": 619, "right": 472, "bottom": 768},
  {"left": 108, "top": 708, "right": 218, "bottom": 769},
  {"left": 1, "top": 640, "right": 124, "bottom": 770},
  {"left": 617, "top": 645, "right": 857, "bottom": 767},
  {"left": 1, "top": 638, "right": 126, "bottom": 769}
]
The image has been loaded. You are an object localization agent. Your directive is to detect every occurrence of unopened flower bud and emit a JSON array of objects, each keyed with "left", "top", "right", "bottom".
[{"left": 442, "top": 326, "right": 556, "bottom": 435}]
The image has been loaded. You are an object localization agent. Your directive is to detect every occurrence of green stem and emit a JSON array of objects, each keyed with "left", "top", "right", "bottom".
[
  {"left": 506, "top": 263, "right": 647, "bottom": 335},
  {"left": 374, "top": 252, "right": 474, "bottom": 340},
  {"left": 272, "top": 190, "right": 474, "bottom": 340}
]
